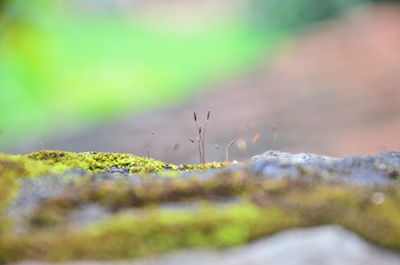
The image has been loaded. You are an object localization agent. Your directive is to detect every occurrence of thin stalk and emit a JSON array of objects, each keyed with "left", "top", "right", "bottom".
[
  {"left": 202, "top": 124, "right": 206, "bottom": 163},
  {"left": 226, "top": 140, "right": 235, "bottom": 162},
  {"left": 194, "top": 112, "right": 203, "bottom": 163},
  {"left": 191, "top": 111, "right": 211, "bottom": 164},
  {"left": 201, "top": 111, "right": 210, "bottom": 164},
  {"left": 197, "top": 137, "right": 202, "bottom": 164},
  {"left": 146, "top": 131, "right": 155, "bottom": 158}
]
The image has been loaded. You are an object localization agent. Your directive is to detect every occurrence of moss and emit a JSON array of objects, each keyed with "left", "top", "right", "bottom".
[
  {"left": 44, "top": 172, "right": 247, "bottom": 210},
  {"left": 0, "top": 153, "right": 59, "bottom": 178},
  {"left": 0, "top": 151, "right": 227, "bottom": 213},
  {"left": 28, "top": 171, "right": 254, "bottom": 226},
  {"left": 82, "top": 204, "right": 298, "bottom": 255},
  {"left": 27, "top": 151, "right": 175, "bottom": 174},
  {"left": 0, "top": 160, "right": 23, "bottom": 212},
  {"left": 25, "top": 150, "right": 227, "bottom": 175},
  {"left": 0, "top": 203, "right": 300, "bottom": 263},
  {"left": 0, "top": 151, "right": 228, "bottom": 182},
  {"left": 4, "top": 177, "right": 400, "bottom": 263},
  {"left": 0, "top": 153, "right": 61, "bottom": 214},
  {"left": 2, "top": 150, "right": 400, "bottom": 263},
  {"left": 251, "top": 182, "right": 400, "bottom": 249},
  {"left": 0, "top": 150, "right": 229, "bottom": 260},
  {"left": 0, "top": 179, "right": 396, "bottom": 263},
  {"left": 0, "top": 150, "right": 227, "bottom": 211}
]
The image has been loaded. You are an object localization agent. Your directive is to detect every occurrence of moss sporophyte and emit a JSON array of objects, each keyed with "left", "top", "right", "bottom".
[{"left": 189, "top": 111, "right": 211, "bottom": 164}]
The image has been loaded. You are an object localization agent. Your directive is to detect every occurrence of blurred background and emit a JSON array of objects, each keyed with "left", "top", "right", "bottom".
[{"left": 1, "top": 0, "right": 400, "bottom": 164}]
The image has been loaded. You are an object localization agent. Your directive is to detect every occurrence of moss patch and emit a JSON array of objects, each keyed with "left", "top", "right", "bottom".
[
  {"left": 26, "top": 150, "right": 228, "bottom": 174},
  {"left": 13, "top": 205, "right": 298, "bottom": 262},
  {"left": 30, "top": 171, "right": 252, "bottom": 223},
  {"left": 3, "top": 179, "right": 400, "bottom": 263},
  {"left": 0, "top": 153, "right": 59, "bottom": 213},
  {"left": 0, "top": 150, "right": 229, "bottom": 262},
  {"left": 1, "top": 151, "right": 400, "bottom": 263},
  {"left": 0, "top": 150, "right": 227, "bottom": 210}
]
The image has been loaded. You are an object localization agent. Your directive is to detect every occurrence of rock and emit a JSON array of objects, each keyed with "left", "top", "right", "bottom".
[
  {"left": 69, "top": 204, "right": 111, "bottom": 228},
  {"left": 251, "top": 150, "right": 338, "bottom": 164},
  {"left": 251, "top": 150, "right": 400, "bottom": 186},
  {"left": 3, "top": 150, "right": 400, "bottom": 263},
  {"left": 7, "top": 171, "right": 88, "bottom": 233},
  {"left": 15, "top": 226, "right": 400, "bottom": 265}
]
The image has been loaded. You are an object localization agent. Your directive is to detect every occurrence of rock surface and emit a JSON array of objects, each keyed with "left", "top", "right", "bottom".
[
  {"left": 251, "top": 150, "right": 338, "bottom": 164},
  {"left": 2, "top": 150, "right": 400, "bottom": 264},
  {"left": 251, "top": 150, "right": 400, "bottom": 186},
  {"left": 16, "top": 226, "right": 400, "bottom": 265},
  {"left": 9, "top": 150, "right": 400, "bottom": 231}
]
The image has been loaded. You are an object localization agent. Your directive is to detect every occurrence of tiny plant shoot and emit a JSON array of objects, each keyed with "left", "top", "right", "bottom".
[
  {"left": 226, "top": 140, "right": 235, "bottom": 162},
  {"left": 189, "top": 111, "right": 211, "bottom": 164},
  {"left": 214, "top": 140, "right": 236, "bottom": 162},
  {"left": 146, "top": 131, "right": 155, "bottom": 158}
]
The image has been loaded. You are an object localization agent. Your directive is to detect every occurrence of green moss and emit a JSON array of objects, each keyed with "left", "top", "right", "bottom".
[
  {"left": 0, "top": 150, "right": 229, "bottom": 259},
  {"left": 1, "top": 150, "right": 400, "bottom": 263},
  {"left": 0, "top": 153, "right": 58, "bottom": 178},
  {"left": 0, "top": 150, "right": 228, "bottom": 218},
  {"left": 0, "top": 153, "right": 59, "bottom": 213},
  {"left": 0, "top": 203, "right": 300, "bottom": 262},
  {"left": 82, "top": 204, "right": 298, "bottom": 255},
  {"left": 0, "top": 151, "right": 229, "bottom": 182},
  {"left": 27, "top": 151, "right": 174, "bottom": 174},
  {"left": 251, "top": 182, "right": 400, "bottom": 249},
  {"left": 25, "top": 150, "right": 227, "bottom": 175},
  {"left": 28, "top": 171, "right": 254, "bottom": 226},
  {"left": 1, "top": 179, "right": 398, "bottom": 263}
]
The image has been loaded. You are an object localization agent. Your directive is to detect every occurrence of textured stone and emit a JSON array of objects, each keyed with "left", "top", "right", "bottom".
[
  {"left": 16, "top": 226, "right": 400, "bottom": 265},
  {"left": 251, "top": 150, "right": 400, "bottom": 186}
]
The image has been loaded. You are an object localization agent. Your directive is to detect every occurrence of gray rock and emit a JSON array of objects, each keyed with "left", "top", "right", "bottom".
[
  {"left": 251, "top": 150, "right": 400, "bottom": 186},
  {"left": 15, "top": 226, "right": 400, "bottom": 265},
  {"left": 69, "top": 204, "right": 111, "bottom": 227},
  {"left": 251, "top": 150, "right": 338, "bottom": 164},
  {"left": 7, "top": 171, "right": 88, "bottom": 232}
]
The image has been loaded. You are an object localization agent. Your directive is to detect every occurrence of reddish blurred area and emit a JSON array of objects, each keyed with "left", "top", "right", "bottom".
[{"left": 10, "top": 4, "right": 400, "bottom": 163}]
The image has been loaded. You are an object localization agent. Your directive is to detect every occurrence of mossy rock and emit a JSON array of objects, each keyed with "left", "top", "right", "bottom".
[{"left": 0, "top": 150, "right": 400, "bottom": 263}]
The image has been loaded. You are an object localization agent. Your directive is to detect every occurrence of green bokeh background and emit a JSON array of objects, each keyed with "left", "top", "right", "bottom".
[
  {"left": 0, "top": 1, "right": 276, "bottom": 148},
  {"left": 0, "top": 0, "right": 392, "bottom": 149}
]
